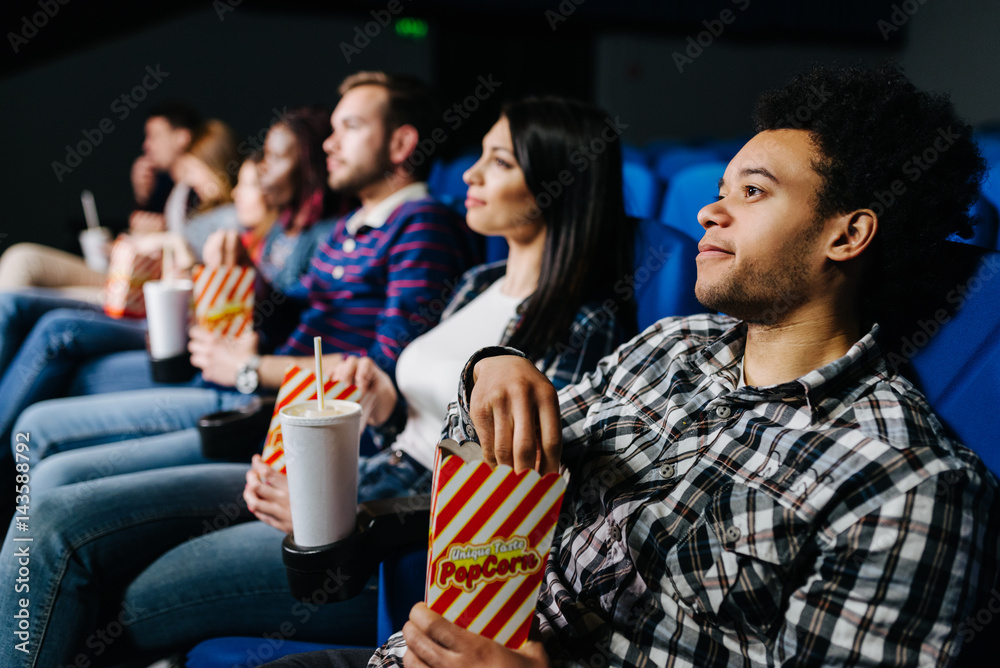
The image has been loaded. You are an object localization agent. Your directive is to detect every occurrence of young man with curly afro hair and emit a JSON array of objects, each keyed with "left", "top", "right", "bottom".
[{"left": 271, "top": 64, "right": 1000, "bottom": 668}]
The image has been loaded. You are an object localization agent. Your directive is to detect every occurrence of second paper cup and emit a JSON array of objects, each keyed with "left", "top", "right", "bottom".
[{"left": 279, "top": 400, "right": 362, "bottom": 548}]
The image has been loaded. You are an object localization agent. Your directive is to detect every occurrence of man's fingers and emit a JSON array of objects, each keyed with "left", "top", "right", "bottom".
[
  {"left": 334, "top": 356, "right": 359, "bottom": 384},
  {"left": 222, "top": 232, "right": 237, "bottom": 266},
  {"left": 490, "top": 398, "right": 513, "bottom": 469},
  {"left": 536, "top": 385, "right": 562, "bottom": 476},
  {"left": 402, "top": 620, "right": 444, "bottom": 668},
  {"left": 510, "top": 393, "right": 537, "bottom": 474}
]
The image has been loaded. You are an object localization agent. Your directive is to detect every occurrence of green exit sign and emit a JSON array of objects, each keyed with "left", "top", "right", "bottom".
[{"left": 395, "top": 17, "right": 429, "bottom": 39}]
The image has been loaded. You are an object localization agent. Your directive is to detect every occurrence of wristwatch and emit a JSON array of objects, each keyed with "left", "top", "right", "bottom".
[{"left": 236, "top": 355, "right": 261, "bottom": 394}]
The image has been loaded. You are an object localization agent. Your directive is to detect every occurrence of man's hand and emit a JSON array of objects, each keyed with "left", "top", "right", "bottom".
[
  {"left": 129, "top": 210, "right": 167, "bottom": 234},
  {"left": 131, "top": 155, "right": 157, "bottom": 206},
  {"left": 202, "top": 230, "right": 251, "bottom": 268},
  {"left": 243, "top": 454, "right": 293, "bottom": 533},
  {"left": 469, "top": 357, "right": 562, "bottom": 475},
  {"left": 188, "top": 325, "right": 258, "bottom": 387},
  {"left": 331, "top": 355, "right": 397, "bottom": 427},
  {"left": 402, "top": 603, "right": 550, "bottom": 668}
]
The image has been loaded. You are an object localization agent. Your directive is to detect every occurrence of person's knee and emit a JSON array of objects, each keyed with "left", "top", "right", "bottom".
[
  {"left": 12, "top": 402, "right": 57, "bottom": 462},
  {"left": 0, "top": 243, "right": 48, "bottom": 287}
]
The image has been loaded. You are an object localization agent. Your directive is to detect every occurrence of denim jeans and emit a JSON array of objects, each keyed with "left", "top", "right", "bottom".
[
  {"left": 0, "top": 448, "right": 430, "bottom": 666},
  {"left": 13, "top": 388, "right": 254, "bottom": 495},
  {"left": 0, "top": 464, "right": 381, "bottom": 668},
  {"left": 0, "top": 291, "right": 149, "bottom": 454}
]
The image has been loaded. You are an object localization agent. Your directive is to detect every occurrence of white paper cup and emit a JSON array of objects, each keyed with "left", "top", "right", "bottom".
[
  {"left": 143, "top": 279, "right": 193, "bottom": 359},
  {"left": 78, "top": 227, "right": 111, "bottom": 273},
  {"left": 280, "top": 400, "right": 363, "bottom": 548}
]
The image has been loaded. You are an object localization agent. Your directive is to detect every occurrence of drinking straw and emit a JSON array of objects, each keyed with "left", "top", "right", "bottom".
[
  {"left": 81, "top": 190, "right": 100, "bottom": 230},
  {"left": 163, "top": 243, "right": 173, "bottom": 280},
  {"left": 314, "top": 336, "right": 325, "bottom": 411}
]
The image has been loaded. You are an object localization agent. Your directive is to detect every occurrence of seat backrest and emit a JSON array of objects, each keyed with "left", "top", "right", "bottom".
[
  {"left": 652, "top": 146, "right": 720, "bottom": 184},
  {"left": 623, "top": 160, "right": 663, "bottom": 220},
  {"left": 976, "top": 165, "right": 1000, "bottom": 250},
  {"left": 908, "top": 246, "right": 1000, "bottom": 476},
  {"left": 429, "top": 153, "right": 478, "bottom": 207},
  {"left": 659, "top": 161, "right": 728, "bottom": 242},
  {"left": 633, "top": 218, "right": 703, "bottom": 331}
]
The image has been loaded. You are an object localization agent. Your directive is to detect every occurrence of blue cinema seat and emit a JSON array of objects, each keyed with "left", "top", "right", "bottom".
[
  {"left": 977, "top": 165, "right": 1000, "bottom": 250},
  {"left": 908, "top": 245, "right": 1000, "bottom": 475},
  {"left": 651, "top": 146, "right": 719, "bottom": 185},
  {"left": 906, "top": 243, "right": 1000, "bottom": 665},
  {"left": 623, "top": 160, "right": 663, "bottom": 219},
  {"left": 427, "top": 152, "right": 478, "bottom": 207},
  {"left": 659, "top": 161, "right": 728, "bottom": 241}
]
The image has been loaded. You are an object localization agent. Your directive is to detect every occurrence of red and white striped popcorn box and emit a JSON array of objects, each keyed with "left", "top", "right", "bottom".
[
  {"left": 426, "top": 444, "right": 567, "bottom": 649},
  {"left": 192, "top": 265, "right": 256, "bottom": 338},
  {"left": 260, "top": 365, "right": 361, "bottom": 473},
  {"left": 103, "top": 235, "right": 161, "bottom": 319}
]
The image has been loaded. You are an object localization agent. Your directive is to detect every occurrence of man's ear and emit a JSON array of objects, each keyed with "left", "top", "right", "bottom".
[
  {"left": 388, "top": 124, "right": 420, "bottom": 175},
  {"left": 827, "top": 209, "right": 877, "bottom": 262},
  {"left": 173, "top": 128, "right": 193, "bottom": 153}
]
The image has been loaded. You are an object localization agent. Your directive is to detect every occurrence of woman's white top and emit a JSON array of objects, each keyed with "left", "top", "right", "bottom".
[{"left": 392, "top": 277, "right": 521, "bottom": 471}]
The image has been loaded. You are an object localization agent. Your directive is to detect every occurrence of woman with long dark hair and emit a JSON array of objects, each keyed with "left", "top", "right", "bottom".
[
  {"left": 244, "top": 97, "right": 637, "bottom": 512},
  {"left": 0, "top": 97, "right": 637, "bottom": 665}
]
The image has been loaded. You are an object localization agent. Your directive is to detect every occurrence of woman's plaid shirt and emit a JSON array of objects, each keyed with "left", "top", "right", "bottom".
[{"left": 372, "top": 313, "right": 999, "bottom": 667}]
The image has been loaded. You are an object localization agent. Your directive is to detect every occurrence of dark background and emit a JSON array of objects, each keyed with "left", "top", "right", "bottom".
[{"left": 2, "top": 0, "right": 998, "bottom": 252}]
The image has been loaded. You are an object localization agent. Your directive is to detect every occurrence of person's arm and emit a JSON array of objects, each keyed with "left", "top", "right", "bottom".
[
  {"left": 777, "top": 471, "right": 999, "bottom": 666},
  {"left": 443, "top": 327, "right": 626, "bottom": 474},
  {"left": 131, "top": 155, "right": 157, "bottom": 206},
  {"left": 190, "top": 327, "right": 342, "bottom": 390}
]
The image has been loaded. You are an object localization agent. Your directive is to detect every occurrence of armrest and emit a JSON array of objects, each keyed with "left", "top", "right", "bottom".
[
  {"left": 282, "top": 494, "right": 431, "bottom": 603},
  {"left": 197, "top": 394, "right": 276, "bottom": 461}
]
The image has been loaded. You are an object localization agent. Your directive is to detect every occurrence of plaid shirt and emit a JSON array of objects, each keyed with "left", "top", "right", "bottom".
[{"left": 372, "top": 314, "right": 1000, "bottom": 667}]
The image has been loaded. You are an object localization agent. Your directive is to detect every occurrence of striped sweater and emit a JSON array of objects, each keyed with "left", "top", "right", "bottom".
[{"left": 275, "top": 196, "right": 477, "bottom": 380}]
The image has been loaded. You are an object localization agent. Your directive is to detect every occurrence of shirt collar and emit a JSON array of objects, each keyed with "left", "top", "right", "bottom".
[
  {"left": 696, "top": 320, "right": 886, "bottom": 414},
  {"left": 345, "top": 182, "right": 429, "bottom": 236}
]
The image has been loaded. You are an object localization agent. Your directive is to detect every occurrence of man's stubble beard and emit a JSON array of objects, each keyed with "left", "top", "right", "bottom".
[
  {"left": 695, "top": 229, "right": 817, "bottom": 326},
  {"left": 328, "top": 142, "right": 394, "bottom": 196}
]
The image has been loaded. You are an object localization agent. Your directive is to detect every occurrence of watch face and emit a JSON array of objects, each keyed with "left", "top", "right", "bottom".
[{"left": 236, "top": 368, "right": 259, "bottom": 394}]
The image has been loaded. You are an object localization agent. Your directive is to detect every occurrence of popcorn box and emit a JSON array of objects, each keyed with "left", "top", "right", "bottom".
[
  {"left": 260, "top": 365, "right": 361, "bottom": 473},
  {"left": 426, "top": 440, "right": 567, "bottom": 649},
  {"left": 103, "top": 235, "right": 161, "bottom": 319},
  {"left": 192, "top": 265, "right": 256, "bottom": 338}
]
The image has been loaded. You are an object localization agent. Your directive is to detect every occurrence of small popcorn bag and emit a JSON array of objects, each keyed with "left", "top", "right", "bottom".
[
  {"left": 103, "top": 235, "right": 161, "bottom": 318},
  {"left": 260, "top": 365, "right": 361, "bottom": 474},
  {"left": 192, "top": 265, "right": 256, "bottom": 338},
  {"left": 426, "top": 440, "right": 567, "bottom": 649}
]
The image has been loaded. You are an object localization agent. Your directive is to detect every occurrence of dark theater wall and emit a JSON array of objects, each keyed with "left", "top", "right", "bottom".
[{"left": 0, "top": 6, "right": 433, "bottom": 251}]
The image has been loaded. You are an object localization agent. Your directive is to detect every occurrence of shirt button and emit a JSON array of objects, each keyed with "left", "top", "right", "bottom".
[
  {"left": 716, "top": 405, "right": 732, "bottom": 419},
  {"left": 342, "top": 238, "right": 356, "bottom": 253},
  {"left": 724, "top": 525, "right": 741, "bottom": 543},
  {"left": 659, "top": 463, "right": 675, "bottom": 478},
  {"left": 593, "top": 427, "right": 604, "bottom": 440},
  {"left": 608, "top": 522, "right": 622, "bottom": 542},
  {"left": 332, "top": 266, "right": 345, "bottom": 279}
]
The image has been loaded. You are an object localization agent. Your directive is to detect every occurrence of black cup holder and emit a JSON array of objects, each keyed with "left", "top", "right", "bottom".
[
  {"left": 282, "top": 494, "right": 431, "bottom": 602},
  {"left": 197, "top": 395, "right": 276, "bottom": 461}
]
